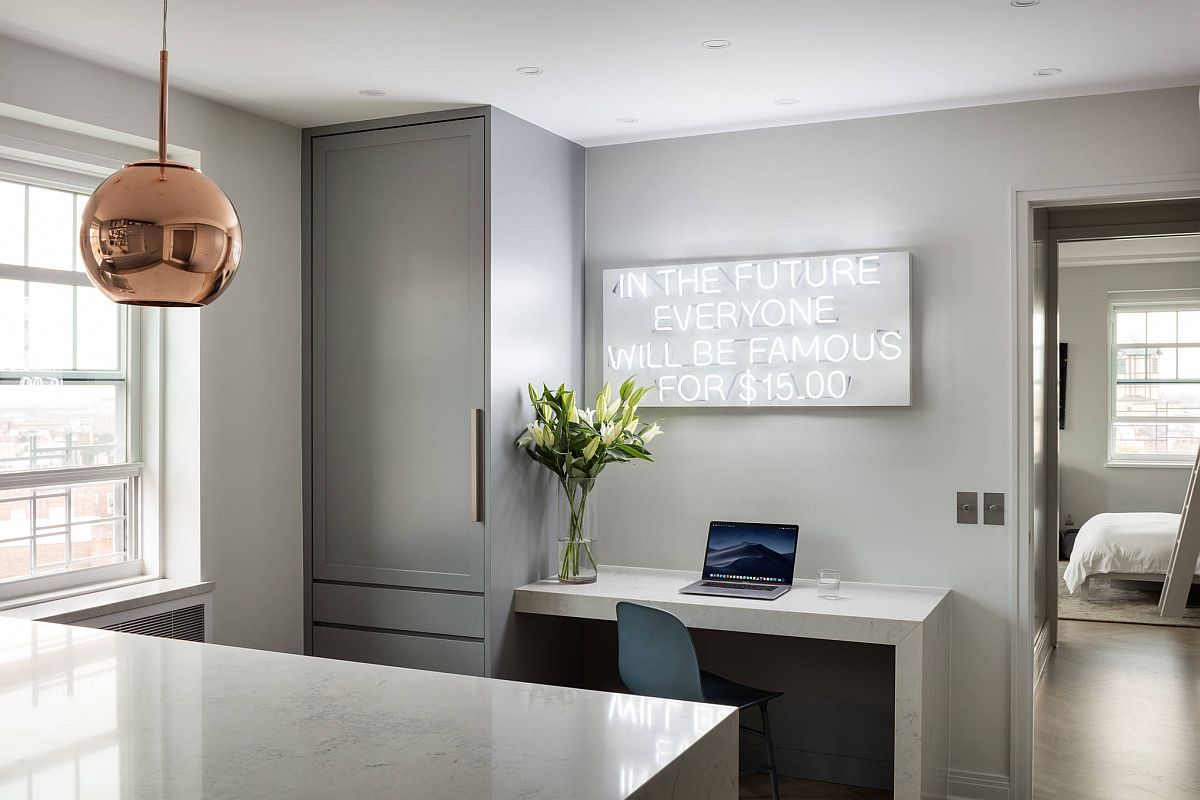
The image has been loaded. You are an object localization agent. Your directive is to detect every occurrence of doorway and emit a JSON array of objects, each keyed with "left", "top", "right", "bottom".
[{"left": 1014, "top": 184, "right": 1200, "bottom": 800}]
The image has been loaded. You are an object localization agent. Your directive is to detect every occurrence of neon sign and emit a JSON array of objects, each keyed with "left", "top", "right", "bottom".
[{"left": 602, "top": 252, "right": 912, "bottom": 407}]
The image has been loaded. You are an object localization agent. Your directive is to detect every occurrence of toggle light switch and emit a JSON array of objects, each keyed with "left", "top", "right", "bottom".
[
  {"left": 983, "top": 493, "right": 1005, "bottom": 525},
  {"left": 957, "top": 492, "right": 978, "bottom": 524}
]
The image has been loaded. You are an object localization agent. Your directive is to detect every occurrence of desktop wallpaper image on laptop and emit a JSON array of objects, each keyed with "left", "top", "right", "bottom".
[{"left": 703, "top": 523, "right": 797, "bottom": 583}]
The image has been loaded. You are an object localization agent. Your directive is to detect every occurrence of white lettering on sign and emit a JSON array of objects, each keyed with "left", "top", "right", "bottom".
[{"left": 603, "top": 252, "right": 912, "bottom": 407}]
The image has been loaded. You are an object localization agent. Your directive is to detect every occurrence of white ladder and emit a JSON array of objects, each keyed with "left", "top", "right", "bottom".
[{"left": 1159, "top": 445, "right": 1200, "bottom": 617}]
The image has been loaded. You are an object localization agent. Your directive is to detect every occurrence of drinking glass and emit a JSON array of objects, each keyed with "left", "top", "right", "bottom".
[{"left": 817, "top": 569, "right": 841, "bottom": 599}]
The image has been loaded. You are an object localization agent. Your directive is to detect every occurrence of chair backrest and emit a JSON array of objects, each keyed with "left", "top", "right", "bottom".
[{"left": 615, "top": 601, "right": 705, "bottom": 703}]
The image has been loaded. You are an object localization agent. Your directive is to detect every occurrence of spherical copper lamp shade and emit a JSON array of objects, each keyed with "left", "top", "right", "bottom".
[{"left": 79, "top": 160, "right": 242, "bottom": 307}]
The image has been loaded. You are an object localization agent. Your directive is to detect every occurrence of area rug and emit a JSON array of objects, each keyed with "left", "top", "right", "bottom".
[{"left": 1057, "top": 561, "right": 1200, "bottom": 628}]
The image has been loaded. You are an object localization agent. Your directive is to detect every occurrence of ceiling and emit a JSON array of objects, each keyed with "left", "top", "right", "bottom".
[{"left": 3, "top": 0, "right": 1199, "bottom": 146}]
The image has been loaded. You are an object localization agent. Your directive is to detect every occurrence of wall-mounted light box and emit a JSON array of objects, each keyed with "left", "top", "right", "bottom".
[{"left": 602, "top": 252, "right": 912, "bottom": 408}]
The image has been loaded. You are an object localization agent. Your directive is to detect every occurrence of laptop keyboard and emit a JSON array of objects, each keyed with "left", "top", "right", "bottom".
[{"left": 701, "top": 581, "right": 778, "bottom": 591}]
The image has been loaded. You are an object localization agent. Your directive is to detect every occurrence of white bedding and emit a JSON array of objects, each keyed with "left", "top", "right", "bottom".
[{"left": 1062, "top": 512, "right": 1198, "bottom": 594}]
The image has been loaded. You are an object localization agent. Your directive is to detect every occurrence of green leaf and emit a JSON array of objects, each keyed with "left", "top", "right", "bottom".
[{"left": 613, "top": 443, "right": 652, "bottom": 461}]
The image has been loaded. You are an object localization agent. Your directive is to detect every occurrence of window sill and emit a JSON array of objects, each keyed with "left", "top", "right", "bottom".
[
  {"left": 0, "top": 577, "right": 212, "bottom": 622},
  {"left": 1105, "top": 460, "right": 1193, "bottom": 469}
]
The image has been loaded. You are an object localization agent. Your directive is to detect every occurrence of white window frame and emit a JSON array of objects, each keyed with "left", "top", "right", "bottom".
[
  {"left": 1107, "top": 288, "right": 1200, "bottom": 468},
  {"left": 0, "top": 167, "right": 151, "bottom": 603}
]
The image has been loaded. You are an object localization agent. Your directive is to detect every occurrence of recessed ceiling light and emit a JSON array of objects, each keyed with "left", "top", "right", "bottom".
[
  {"left": 700, "top": 39, "right": 732, "bottom": 50},
  {"left": 357, "top": 89, "right": 386, "bottom": 97},
  {"left": 774, "top": 98, "right": 800, "bottom": 106},
  {"left": 1033, "top": 67, "right": 1063, "bottom": 77},
  {"left": 1010, "top": 0, "right": 1040, "bottom": 6},
  {"left": 515, "top": 66, "right": 544, "bottom": 75},
  {"left": 616, "top": 117, "right": 639, "bottom": 124}
]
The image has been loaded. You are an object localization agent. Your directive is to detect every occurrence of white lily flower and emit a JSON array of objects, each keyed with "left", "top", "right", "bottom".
[
  {"left": 578, "top": 408, "right": 596, "bottom": 426},
  {"left": 601, "top": 422, "right": 622, "bottom": 446},
  {"left": 641, "top": 423, "right": 662, "bottom": 444},
  {"left": 527, "top": 422, "right": 552, "bottom": 449},
  {"left": 595, "top": 384, "right": 612, "bottom": 421},
  {"left": 583, "top": 436, "right": 600, "bottom": 460}
]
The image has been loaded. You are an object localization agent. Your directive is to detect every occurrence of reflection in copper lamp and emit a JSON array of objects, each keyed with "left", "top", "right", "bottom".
[{"left": 78, "top": 0, "right": 242, "bottom": 307}]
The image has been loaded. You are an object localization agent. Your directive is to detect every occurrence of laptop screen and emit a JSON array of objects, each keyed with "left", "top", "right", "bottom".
[{"left": 702, "top": 521, "right": 799, "bottom": 584}]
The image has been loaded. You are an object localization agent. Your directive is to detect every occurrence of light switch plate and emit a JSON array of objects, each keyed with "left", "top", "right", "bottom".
[
  {"left": 957, "top": 492, "right": 978, "bottom": 524},
  {"left": 983, "top": 492, "right": 1005, "bottom": 525}
]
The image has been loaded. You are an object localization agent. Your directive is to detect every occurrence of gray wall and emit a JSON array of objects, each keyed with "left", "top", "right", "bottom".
[
  {"left": 0, "top": 34, "right": 305, "bottom": 653},
  {"left": 486, "top": 108, "right": 586, "bottom": 678},
  {"left": 584, "top": 86, "right": 1200, "bottom": 785},
  {"left": 1059, "top": 261, "right": 1199, "bottom": 526}
]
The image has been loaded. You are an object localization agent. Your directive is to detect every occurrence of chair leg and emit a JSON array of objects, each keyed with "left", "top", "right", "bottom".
[{"left": 760, "top": 702, "right": 780, "bottom": 800}]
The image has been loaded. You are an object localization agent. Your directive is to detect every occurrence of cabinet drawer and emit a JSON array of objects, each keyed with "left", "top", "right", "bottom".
[
  {"left": 312, "top": 625, "right": 484, "bottom": 676},
  {"left": 312, "top": 582, "right": 484, "bottom": 639}
]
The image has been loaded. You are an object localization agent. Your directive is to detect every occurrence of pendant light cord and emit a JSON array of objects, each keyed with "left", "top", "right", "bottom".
[{"left": 157, "top": 0, "right": 169, "bottom": 163}]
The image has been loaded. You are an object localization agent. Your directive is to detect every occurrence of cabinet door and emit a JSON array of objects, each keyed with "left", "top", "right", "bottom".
[{"left": 312, "top": 118, "right": 485, "bottom": 592}]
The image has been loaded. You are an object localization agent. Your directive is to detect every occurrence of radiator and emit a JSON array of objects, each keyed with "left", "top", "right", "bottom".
[{"left": 70, "top": 593, "right": 212, "bottom": 642}]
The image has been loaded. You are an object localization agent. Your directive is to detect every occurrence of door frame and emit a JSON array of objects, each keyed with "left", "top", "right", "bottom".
[{"left": 1010, "top": 173, "right": 1200, "bottom": 800}]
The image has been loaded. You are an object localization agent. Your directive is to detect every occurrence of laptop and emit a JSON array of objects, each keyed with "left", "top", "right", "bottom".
[{"left": 680, "top": 521, "right": 799, "bottom": 600}]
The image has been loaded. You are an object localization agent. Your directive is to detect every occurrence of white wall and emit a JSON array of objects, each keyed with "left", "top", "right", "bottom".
[
  {"left": 584, "top": 86, "right": 1200, "bottom": 785},
  {"left": 0, "top": 34, "right": 304, "bottom": 653},
  {"left": 1059, "top": 261, "right": 1199, "bottom": 526}
]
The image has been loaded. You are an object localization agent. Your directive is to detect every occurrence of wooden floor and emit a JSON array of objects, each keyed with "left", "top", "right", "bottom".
[
  {"left": 739, "top": 774, "right": 890, "bottom": 799},
  {"left": 1034, "top": 619, "right": 1200, "bottom": 800}
]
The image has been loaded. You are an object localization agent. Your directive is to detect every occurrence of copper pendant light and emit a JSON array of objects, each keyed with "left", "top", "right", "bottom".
[{"left": 78, "top": 0, "right": 242, "bottom": 307}]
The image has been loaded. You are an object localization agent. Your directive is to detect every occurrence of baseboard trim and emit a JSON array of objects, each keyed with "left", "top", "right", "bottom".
[{"left": 948, "top": 769, "right": 1011, "bottom": 800}]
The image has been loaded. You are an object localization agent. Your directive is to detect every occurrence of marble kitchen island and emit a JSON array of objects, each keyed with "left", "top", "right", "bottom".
[{"left": 0, "top": 617, "right": 737, "bottom": 799}]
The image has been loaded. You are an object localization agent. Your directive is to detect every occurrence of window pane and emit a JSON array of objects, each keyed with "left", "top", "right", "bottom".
[
  {"left": 0, "top": 490, "right": 31, "bottom": 580},
  {"left": 0, "top": 491, "right": 30, "bottom": 541},
  {"left": 0, "top": 480, "right": 129, "bottom": 583},
  {"left": 1178, "top": 347, "right": 1200, "bottom": 380},
  {"left": 34, "top": 487, "right": 67, "bottom": 529},
  {"left": 72, "top": 480, "right": 120, "bottom": 521},
  {"left": 26, "top": 186, "right": 75, "bottom": 271},
  {"left": 1112, "top": 420, "right": 1200, "bottom": 457},
  {"left": 0, "top": 384, "right": 121, "bottom": 471},
  {"left": 1179, "top": 311, "right": 1200, "bottom": 343},
  {"left": 72, "top": 520, "right": 120, "bottom": 566},
  {"left": 1116, "top": 382, "right": 1200, "bottom": 418},
  {"left": 75, "top": 286, "right": 119, "bottom": 370},
  {"left": 1116, "top": 348, "right": 1147, "bottom": 380},
  {"left": 0, "top": 542, "right": 30, "bottom": 581},
  {"left": 1, "top": 280, "right": 123, "bottom": 373},
  {"left": 27, "top": 282, "right": 72, "bottom": 369},
  {"left": 0, "top": 180, "right": 24, "bottom": 265},
  {"left": 1146, "top": 311, "right": 1177, "bottom": 344},
  {"left": 0, "top": 279, "right": 23, "bottom": 369},
  {"left": 1115, "top": 311, "right": 1147, "bottom": 344},
  {"left": 35, "top": 532, "right": 68, "bottom": 571}
]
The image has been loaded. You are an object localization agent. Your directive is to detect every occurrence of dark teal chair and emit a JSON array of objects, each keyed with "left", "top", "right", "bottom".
[{"left": 615, "top": 601, "right": 783, "bottom": 800}]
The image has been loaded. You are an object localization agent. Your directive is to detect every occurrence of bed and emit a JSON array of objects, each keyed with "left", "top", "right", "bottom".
[{"left": 1063, "top": 512, "right": 1200, "bottom": 600}]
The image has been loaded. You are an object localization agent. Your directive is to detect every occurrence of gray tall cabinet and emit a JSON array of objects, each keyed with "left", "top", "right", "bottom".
[{"left": 302, "top": 107, "right": 584, "bottom": 678}]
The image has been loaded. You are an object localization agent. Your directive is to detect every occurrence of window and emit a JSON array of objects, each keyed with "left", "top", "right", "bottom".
[
  {"left": 0, "top": 175, "right": 142, "bottom": 591},
  {"left": 1109, "top": 292, "right": 1200, "bottom": 466}
]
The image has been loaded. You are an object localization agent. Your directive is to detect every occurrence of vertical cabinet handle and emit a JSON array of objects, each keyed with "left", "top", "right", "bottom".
[{"left": 470, "top": 408, "right": 484, "bottom": 522}]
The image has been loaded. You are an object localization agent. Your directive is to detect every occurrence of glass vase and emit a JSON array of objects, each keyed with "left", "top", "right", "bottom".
[{"left": 557, "top": 478, "right": 597, "bottom": 584}]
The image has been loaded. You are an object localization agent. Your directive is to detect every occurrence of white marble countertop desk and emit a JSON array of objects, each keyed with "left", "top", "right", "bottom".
[
  {"left": 514, "top": 565, "right": 953, "bottom": 800},
  {"left": 0, "top": 616, "right": 737, "bottom": 800}
]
